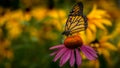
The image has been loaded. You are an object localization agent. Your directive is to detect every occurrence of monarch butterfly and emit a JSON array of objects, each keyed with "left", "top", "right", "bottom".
[{"left": 62, "top": 2, "right": 88, "bottom": 36}]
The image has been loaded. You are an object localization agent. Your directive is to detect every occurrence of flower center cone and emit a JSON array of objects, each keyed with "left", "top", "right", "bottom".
[{"left": 64, "top": 35, "right": 83, "bottom": 49}]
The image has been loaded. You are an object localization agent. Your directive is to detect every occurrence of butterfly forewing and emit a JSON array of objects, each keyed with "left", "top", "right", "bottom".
[
  {"left": 69, "top": 16, "right": 86, "bottom": 34},
  {"left": 70, "top": 27, "right": 85, "bottom": 34},
  {"left": 69, "top": 2, "right": 83, "bottom": 16},
  {"left": 63, "top": 2, "right": 87, "bottom": 36}
]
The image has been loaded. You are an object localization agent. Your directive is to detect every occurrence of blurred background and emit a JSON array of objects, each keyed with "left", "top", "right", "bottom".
[{"left": 0, "top": 0, "right": 120, "bottom": 68}]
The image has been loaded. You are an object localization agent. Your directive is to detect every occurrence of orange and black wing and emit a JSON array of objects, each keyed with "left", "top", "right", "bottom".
[
  {"left": 69, "top": 2, "right": 83, "bottom": 16},
  {"left": 62, "top": 2, "right": 87, "bottom": 36}
]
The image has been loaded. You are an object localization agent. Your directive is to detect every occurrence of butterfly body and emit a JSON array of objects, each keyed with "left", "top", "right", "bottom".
[
  {"left": 62, "top": 2, "right": 88, "bottom": 36},
  {"left": 62, "top": 30, "right": 71, "bottom": 36}
]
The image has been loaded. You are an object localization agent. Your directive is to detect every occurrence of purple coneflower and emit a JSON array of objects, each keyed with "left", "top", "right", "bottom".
[{"left": 49, "top": 35, "right": 97, "bottom": 67}]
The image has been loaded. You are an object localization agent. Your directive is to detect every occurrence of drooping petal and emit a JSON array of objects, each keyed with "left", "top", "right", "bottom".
[
  {"left": 53, "top": 47, "right": 67, "bottom": 62},
  {"left": 89, "top": 24, "right": 97, "bottom": 33},
  {"left": 100, "top": 19, "right": 112, "bottom": 26},
  {"left": 80, "top": 45, "right": 97, "bottom": 60},
  {"left": 83, "top": 45, "right": 97, "bottom": 54},
  {"left": 75, "top": 49, "right": 82, "bottom": 66},
  {"left": 85, "top": 46, "right": 98, "bottom": 58},
  {"left": 93, "top": 20, "right": 106, "bottom": 30},
  {"left": 50, "top": 48, "right": 61, "bottom": 56},
  {"left": 50, "top": 51, "right": 58, "bottom": 56},
  {"left": 49, "top": 44, "right": 64, "bottom": 50},
  {"left": 69, "top": 50, "right": 75, "bottom": 67},
  {"left": 86, "top": 28, "right": 96, "bottom": 42},
  {"left": 81, "top": 47, "right": 94, "bottom": 60},
  {"left": 102, "top": 42, "right": 117, "bottom": 51},
  {"left": 60, "top": 49, "right": 71, "bottom": 67}
]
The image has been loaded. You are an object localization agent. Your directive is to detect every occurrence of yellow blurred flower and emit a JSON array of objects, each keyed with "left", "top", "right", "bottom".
[
  {"left": 0, "top": 9, "right": 7, "bottom": 27},
  {"left": 6, "top": 20, "right": 22, "bottom": 39},
  {"left": 3, "top": 9, "right": 32, "bottom": 22},
  {"left": 38, "top": 9, "right": 66, "bottom": 31},
  {"left": 37, "top": 9, "right": 66, "bottom": 42},
  {"left": 47, "top": 9, "right": 66, "bottom": 31},
  {"left": 0, "top": 16, "right": 6, "bottom": 27},
  {"left": 98, "top": 0, "right": 120, "bottom": 19},
  {"left": 47, "top": 9, "right": 66, "bottom": 19},
  {"left": 90, "top": 34, "right": 117, "bottom": 66},
  {"left": 4, "top": 10, "right": 23, "bottom": 21},
  {"left": 23, "top": 11, "right": 32, "bottom": 21},
  {"left": 0, "top": 9, "right": 26, "bottom": 39},
  {"left": 86, "top": 4, "right": 112, "bottom": 42},
  {"left": 30, "top": 7, "right": 47, "bottom": 20},
  {"left": 0, "top": 39, "right": 13, "bottom": 60}
]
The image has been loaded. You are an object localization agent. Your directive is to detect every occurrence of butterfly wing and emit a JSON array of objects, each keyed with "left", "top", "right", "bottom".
[
  {"left": 69, "top": 2, "right": 83, "bottom": 16},
  {"left": 63, "top": 2, "right": 87, "bottom": 36}
]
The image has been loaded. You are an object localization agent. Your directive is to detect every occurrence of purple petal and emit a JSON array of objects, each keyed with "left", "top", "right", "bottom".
[
  {"left": 69, "top": 50, "right": 75, "bottom": 67},
  {"left": 85, "top": 46, "right": 98, "bottom": 58},
  {"left": 53, "top": 47, "right": 67, "bottom": 62},
  {"left": 80, "top": 46, "right": 97, "bottom": 60},
  {"left": 49, "top": 44, "right": 65, "bottom": 50},
  {"left": 50, "top": 49, "right": 61, "bottom": 56},
  {"left": 50, "top": 51, "right": 58, "bottom": 56},
  {"left": 59, "top": 49, "right": 71, "bottom": 67},
  {"left": 82, "top": 49, "right": 95, "bottom": 60},
  {"left": 83, "top": 45, "right": 97, "bottom": 53},
  {"left": 75, "top": 49, "right": 82, "bottom": 66}
]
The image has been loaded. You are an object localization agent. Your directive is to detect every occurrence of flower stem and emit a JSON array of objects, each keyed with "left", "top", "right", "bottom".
[
  {"left": 74, "top": 50, "right": 78, "bottom": 68},
  {"left": 74, "top": 63, "right": 78, "bottom": 68}
]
